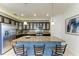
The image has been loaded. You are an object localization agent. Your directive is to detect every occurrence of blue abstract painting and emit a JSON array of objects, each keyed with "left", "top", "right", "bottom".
[{"left": 66, "top": 16, "right": 79, "bottom": 35}]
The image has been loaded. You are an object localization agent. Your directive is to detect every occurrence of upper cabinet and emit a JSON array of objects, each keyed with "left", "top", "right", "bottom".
[
  {"left": 15, "top": 21, "right": 19, "bottom": 29},
  {"left": 0, "top": 16, "right": 2, "bottom": 22},
  {"left": 0, "top": 15, "right": 50, "bottom": 31},
  {"left": 43, "top": 22, "right": 45, "bottom": 29},
  {"left": 18, "top": 22, "right": 23, "bottom": 30},
  {"left": 4, "top": 18, "right": 10, "bottom": 24},
  {"left": 46, "top": 22, "right": 50, "bottom": 30},
  {"left": 0, "top": 15, "right": 23, "bottom": 30},
  {"left": 23, "top": 22, "right": 50, "bottom": 30},
  {"left": 11, "top": 20, "right": 15, "bottom": 25}
]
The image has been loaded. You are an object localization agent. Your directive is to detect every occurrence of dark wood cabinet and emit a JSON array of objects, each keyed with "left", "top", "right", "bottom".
[
  {"left": 0, "top": 15, "right": 24, "bottom": 30},
  {"left": 0, "top": 16, "right": 3, "bottom": 22},
  {"left": 16, "top": 33, "right": 50, "bottom": 39},
  {"left": 23, "top": 22, "right": 50, "bottom": 30},
  {"left": 11, "top": 20, "right": 15, "bottom": 25},
  {"left": 15, "top": 21, "right": 18, "bottom": 29},
  {"left": 4, "top": 18, "right": 10, "bottom": 24},
  {"left": 0, "top": 15, "right": 50, "bottom": 38},
  {"left": 18, "top": 22, "right": 23, "bottom": 30},
  {"left": 0, "top": 15, "right": 23, "bottom": 29}
]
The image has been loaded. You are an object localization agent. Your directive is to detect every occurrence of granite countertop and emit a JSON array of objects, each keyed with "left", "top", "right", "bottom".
[{"left": 12, "top": 36, "right": 65, "bottom": 45}]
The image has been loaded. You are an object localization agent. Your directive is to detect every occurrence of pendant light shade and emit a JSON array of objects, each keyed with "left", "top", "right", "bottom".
[
  {"left": 51, "top": 21, "right": 55, "bottom": 25},
  {"left": 24, "top": 21, "right": 27, "bottom": 25}
]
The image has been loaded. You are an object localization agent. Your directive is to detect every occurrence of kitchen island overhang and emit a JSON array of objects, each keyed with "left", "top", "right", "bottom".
[
  {"left": 12, "top": 36, "right": 65, "bottom": 42},
  {"left": 12, "top": 36, "right": 65, "bottom": 56}
]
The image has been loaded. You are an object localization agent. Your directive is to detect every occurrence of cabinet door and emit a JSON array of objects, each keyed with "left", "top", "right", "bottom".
[
  {"left": 33, "top": 22, "right": 36, "bottom": 30},
  {"left": 16, "top": 22, "right": 19, "bottom": 29},
  {"left": 26, "top": 22, "right": 29, "bottom": 29},
  {"left": 0, "top": 16, "right": 2, "bottom": 22},
  {"left": 19, "top": 23, "right": 22, "bottom": 30},
  {"left": 19, "top": 25, "right": 22, "bottom": 30},
  {"left": 39, "top": 22, "right": 43, "bottom": 30},
  {"left": 30, "top": 22, "right": 33, "bottom": 29},
  {"left": 4, "top": 18, "right": 9, "bottom": 24},
  {"left": 47, "top": 22, "right": 50, "bottom": 30},
  {"left": 36, "top": 22, "right": 39, "bottom": 29},
  {"left": 32, "top": 22, "right": 34, "bottom": 29},
  {"left": 11, "top": 20, "right": 15, "bottom": 25},
  {"left": 23, "top": 25, "right": 25, "bottom": 30},
  {"left": 43, "top": 22, "right": 45, "bottom": 30}
]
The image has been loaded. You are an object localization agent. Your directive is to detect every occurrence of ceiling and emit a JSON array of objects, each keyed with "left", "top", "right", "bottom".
[
  {"left": 0, "top": 3, "right": 73, "bottom": 21},
  {"left": 0, "top": 3, "right": 53, "bottom": 20},
  {"left": 53, "top": 3, "right": 74, "bottom": 16}
]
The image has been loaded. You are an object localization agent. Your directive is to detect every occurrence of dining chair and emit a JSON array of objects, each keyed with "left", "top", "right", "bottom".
[
  {"left": 51, "top": 44, "right": 67, "bottom": 56},
  {"left": 12, "top": 45, "right": 27, "bottom": 56},
  {"left": 34, "top": 44, "right": 45, "bottom": 56}
]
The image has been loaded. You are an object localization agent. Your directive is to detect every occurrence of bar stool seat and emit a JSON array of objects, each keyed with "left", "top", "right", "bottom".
[
  {"left": 52, "top": 44, "right": 67, "bottom": 56},
  {"left": 34, "top": 44, "right": 45, "bottom": 56},
  {"left": 12, "top": 45, "right": 27, "bottom": 56}
]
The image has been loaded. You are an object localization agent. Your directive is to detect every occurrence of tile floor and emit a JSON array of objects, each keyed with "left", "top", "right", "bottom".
[{"left": 2, "top": 49, "right": 16, "bottom": 56}]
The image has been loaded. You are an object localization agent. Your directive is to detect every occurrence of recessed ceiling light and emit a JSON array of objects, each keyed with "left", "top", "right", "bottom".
[
  {"left": 34, "top": 13, "right": 36, "bottom": 16},
  {"left": 46, "top": 13, "right": 49, "bottom": 16},
  {"left": 21, "top": 13, "right": 24, "bottom": 16}
]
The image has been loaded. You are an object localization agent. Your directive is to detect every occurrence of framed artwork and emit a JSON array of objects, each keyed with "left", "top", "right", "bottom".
[{"left": 65, "top": 14, "right": 79, "bottom": 35}]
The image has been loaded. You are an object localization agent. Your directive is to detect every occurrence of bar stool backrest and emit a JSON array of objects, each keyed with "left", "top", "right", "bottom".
[
  {"left": 34, "top": 44, "right": 45, "bottom": 56},
  {"left": 12, "top": 45, "right": 25, "bottom": 56},
  {"left": 55, "top": 44, "right": 67, "bottom": 55}
]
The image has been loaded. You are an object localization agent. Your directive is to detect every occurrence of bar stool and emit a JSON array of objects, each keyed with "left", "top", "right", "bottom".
[
  {"left": 51, "top": 44, "right": 67, "bottom": 56},
  {"left": 12, "top": 44, "right": 27, "bottom": 56},
  {"left": 34, "top": 44, "right": 45, "bottom": 56}
]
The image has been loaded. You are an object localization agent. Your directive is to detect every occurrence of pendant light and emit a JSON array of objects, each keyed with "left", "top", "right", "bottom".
[
  {"left": 24, "top": 21, "right": 27, "bottom": 25},
  {"left": 51, "top": 21, "right": 55, "bottom": 25}
]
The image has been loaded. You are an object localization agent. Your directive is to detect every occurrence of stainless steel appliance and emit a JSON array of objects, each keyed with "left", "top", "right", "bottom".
[{"left": 0, "top": 23, "right": 16, "bottom": 54}]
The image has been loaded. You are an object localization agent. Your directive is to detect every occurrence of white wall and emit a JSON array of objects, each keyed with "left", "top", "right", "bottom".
[{"left": 51, "top": 4, "right": 79, "bottom": 56}]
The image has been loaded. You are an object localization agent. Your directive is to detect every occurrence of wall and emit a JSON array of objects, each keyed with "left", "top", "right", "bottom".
[{"left": 51, "top": 4, "right": 79, "bottom": 56}]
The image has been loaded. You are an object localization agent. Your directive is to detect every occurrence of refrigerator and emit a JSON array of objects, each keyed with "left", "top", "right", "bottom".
[{"left": 0, "top": 23, "right": 16, "bottom": 55}]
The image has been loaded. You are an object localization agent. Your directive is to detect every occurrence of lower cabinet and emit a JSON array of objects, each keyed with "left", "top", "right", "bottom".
[
  {"left": 16, "top": 34, "right": 50, "bottom": 39},
  {"left": 16, "top": 35, "right": 23, "bottom": 39}
]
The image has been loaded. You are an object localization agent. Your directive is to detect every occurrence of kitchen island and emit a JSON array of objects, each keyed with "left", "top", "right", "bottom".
[{"left": 12, "top": 36, "right": 65, "bottom": 56}]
